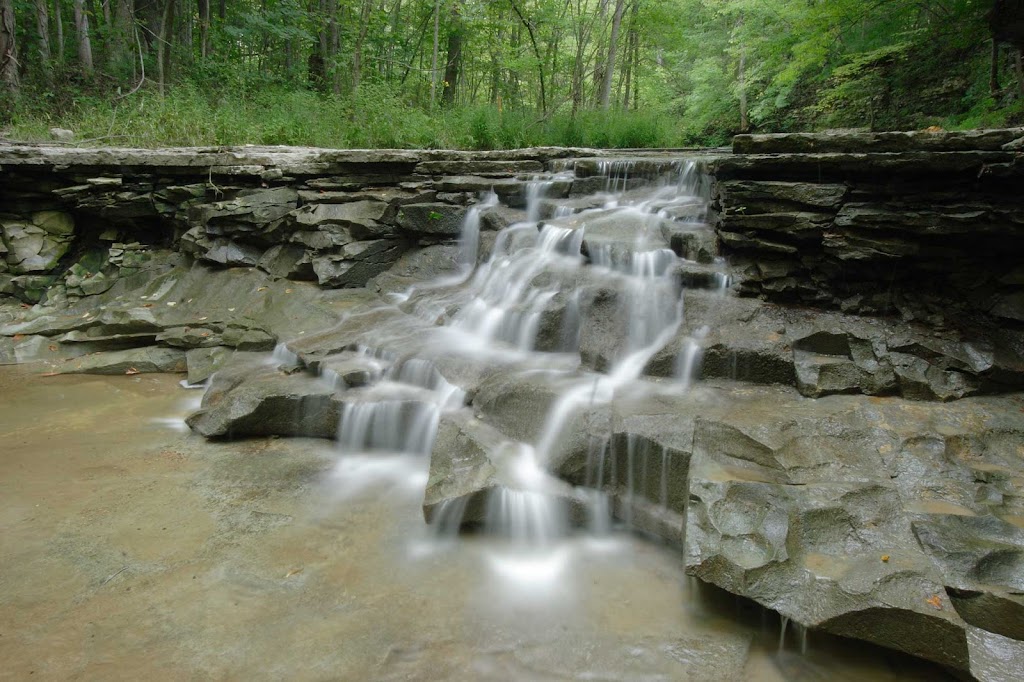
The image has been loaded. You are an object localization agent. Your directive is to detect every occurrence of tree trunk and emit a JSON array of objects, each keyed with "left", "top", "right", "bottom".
[
  {"left": 571, "top": 31, "right": 585, "bottom": 115},
  {"left": 1016, "top": 47, "right": 1024, "bottom": 97},
  {"left": 429, "top": 0, "right": 440, "bottom": 108},
  {"left": 329, "top": 0, "right": 340, "bottom": 94},
  {"left": 156, "top": 0, "right": 174, "bottom": 95},
  {"left": 352, "top": 0, "right": 372, "bottom": 91},
  {"left": 54, "top": 0, "right": 65, "bottom": 62},
  {"left": 198, "top": 0, "right": 210, "bottom": 58},
  {"left": 507, "top": 0, "right": 546, "bottom": 112},
  {"left": 599, "top": 0, "right": 625, "bottom": 110},
  {"left": 385, "top": 0, "right": 400, "bottom": 81},
  {"left": 592, "top": 0, "right": 609, "bottom": 106},
  {"left": 35, "top": 0, "right": 53, "bottom": 71},
  {"left": 991, "top": 38, "right": 1001, "bottom": 95},
  {"left": 489, "top": 23, "right": 502, "bottom": 104},
  {"left": 179, "top": 0, "right": 191, "bottom": 61},
  {"left": 107, "top": 0, "right": 134, "bottom": 72},
  {"left": 73, "top": 0, "right": 94, "bottom": 74},
  {"left": 737, "top": 16, "right": 748, "bottom": 132},
  {"left": 0, "top": 0, "right": 17, "bottom": 91},
  {"left": 441, "top": 1, "right": 462, "bottom": 107}
]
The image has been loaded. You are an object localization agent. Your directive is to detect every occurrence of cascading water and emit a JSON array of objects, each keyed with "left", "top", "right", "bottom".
[{"left": 319, "top": 155, "right": 717, "bottom": 547}]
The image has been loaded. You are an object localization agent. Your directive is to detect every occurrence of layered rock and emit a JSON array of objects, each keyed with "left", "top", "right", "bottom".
[{"left": 714, "top": 129, "right": 1024, "bottom": 330}]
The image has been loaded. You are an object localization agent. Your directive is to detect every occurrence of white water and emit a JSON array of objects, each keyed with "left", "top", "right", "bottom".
[{"left": 320, "top": 156, "right": 716, "bottom": 558}]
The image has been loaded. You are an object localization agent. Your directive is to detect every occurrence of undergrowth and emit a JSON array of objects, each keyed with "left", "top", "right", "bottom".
[{"left": 4, "top": 82, "right": 694, "bottom": 149}]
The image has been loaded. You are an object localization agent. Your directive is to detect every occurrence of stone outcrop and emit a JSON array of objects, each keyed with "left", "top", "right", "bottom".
[
  {"left": 714, "top": 129, "right": 1024, "bottom": 330},
  {"left": 0, "top": 145, "right": 600, "bottom": 303}
]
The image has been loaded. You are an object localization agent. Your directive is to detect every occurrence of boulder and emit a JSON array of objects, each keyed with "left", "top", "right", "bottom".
[
  {"left": 56, "top": 346, "right": 187, "bottom": 375},
  {"left": 186, "top": 356, "right": 341, "bottom": 439}
]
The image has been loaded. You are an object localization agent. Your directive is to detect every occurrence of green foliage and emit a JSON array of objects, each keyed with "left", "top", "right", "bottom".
[{"left": 2, "top": 0, "right": 1019, "bottom": 148}]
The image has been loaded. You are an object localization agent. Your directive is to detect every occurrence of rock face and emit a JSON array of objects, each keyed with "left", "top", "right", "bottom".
[
  {"left": 4, "top": 135, "right": 1024, "bottom": 679},
  {"left": 677, "top": 384, "right": 1024, "bottom": 672},
  {"left": 714, "top": 130, "right": 1024, "bottom": 330},
  {"left": 0, "top": 145, "right": 600, "bottom": 307}
]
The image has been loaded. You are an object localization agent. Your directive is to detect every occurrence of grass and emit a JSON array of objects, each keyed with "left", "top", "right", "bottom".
[{"left": 4, "top": 82, "right": 695, "bottom": 150}]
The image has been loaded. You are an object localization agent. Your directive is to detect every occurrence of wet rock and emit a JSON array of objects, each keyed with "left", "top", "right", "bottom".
[
  {"left": 286, "top": 304, "right": 417, "bottom": 365},
  {"left": 416, "top": 160, "right": 544, "bottom": 176},
  {"left": 423, "top": 409, "right": 590, "bottom": 531},
  {"left": 677, "top": 384, "right": 1024, "bottom": 673},
  {"left": 686, "top": 430, "right": 967, "bottom": 668},
  {"left": 64, "top": 262, "right": 117, "bottom": 297},
  {"left": 422, "top": 411, "right": 503, "bottom": 526},
  {"left": 912, "top": 515, "right": 1024, "bottom": 641},
  {"left": 312, "top": 240, "right": 408, "bottom": 288},
  {"left": 480, "top": 205, "right": 528, "bottom": 232},
  {"left": 562, "top": 430, "right": 691, "bottom": 547},
  {"left": 186, "top": 357, "right": 341, "bottom": 439},
  {"left": 948, "top": 589, "right": 1024, "bottom": 643},
  {"left": 991, "top": 292, "right": 1024, "bottom": 322},
  {"left": 155, "top": 325, "right": 221, "bottom": 348},
  {"left": 294, "top": 200, "right": 392, "bottom": 238},
  {"left": 662, "top": 223, "right": 717, "bottom": 264},
  {"left": 221, "top": 323, "right": 277, "bottom": 351},
  {"left": 471, "top": 368, "right": 606, "bottom": 465},
  {"left": 318, "top": 351, "right": 391, "bottom": 387},
  {"left": 190, "top": 187, "right": 298, "bottom": 238},
  {"left": 368, "top": 244, "right": 461, "bottom": 295},
  {"left": 397, "top": 203, "right": 468, "bottom": 236},
  {"left": 56, "top": 346, "right": 187, "bottom": 375},
  {"left": 964, "top": 625, "right": 1024, "bottom": 681},
  {"left": 185, "top": 346, "right": 234, "bottom": 384},
  {"left": 257, "top": 244, "right": 315, "bottom": 280},
  {"left": 717, "top": 180, "right": 848, "bottom": 212},
  {"left": 198, "top": 238, "right": 265, "bottom": 267}
]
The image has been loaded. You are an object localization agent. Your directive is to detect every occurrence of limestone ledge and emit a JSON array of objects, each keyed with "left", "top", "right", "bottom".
[{"left": 711, "top": 129, "right": 1024, "bottom": 327}]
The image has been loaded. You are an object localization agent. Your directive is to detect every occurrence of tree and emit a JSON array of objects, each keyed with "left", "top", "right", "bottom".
[
  {"left": 0, "top": 0, "right": 16, "bottom": 92},
  {"left": 34, "top": 0, "right": 53, "bottom": 73},
  {"left": 598, "top": 0, "right": 625, "bottom": 109},
  {"left": 72, "top": 0, "right": 94, "bottom": 73},
  {"left": 441, "top": 0, "right": 463, "bottom": 106}
]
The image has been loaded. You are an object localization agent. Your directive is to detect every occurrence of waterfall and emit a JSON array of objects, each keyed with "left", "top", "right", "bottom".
[{"left": 326, "top": 155, "right": 720, "bottom": 551}]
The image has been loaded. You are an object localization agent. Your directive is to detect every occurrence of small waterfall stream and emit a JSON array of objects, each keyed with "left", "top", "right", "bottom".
[{"left": 309, "top": 156, "right": 728, "bottom": 561}]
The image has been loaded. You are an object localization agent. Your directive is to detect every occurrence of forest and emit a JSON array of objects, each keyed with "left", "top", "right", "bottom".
[{"left": 0, "top": 0, "right": 1023, "bottom": 148}]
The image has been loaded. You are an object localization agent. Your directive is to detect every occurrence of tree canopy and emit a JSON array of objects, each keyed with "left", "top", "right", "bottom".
[{"left": 0, "top": 0, "right": 1021, "bottom": 147}]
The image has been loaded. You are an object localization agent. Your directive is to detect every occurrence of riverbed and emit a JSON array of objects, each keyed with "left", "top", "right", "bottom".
[{"left": 0, "top": 364, "right": 959, "bottom": 680}]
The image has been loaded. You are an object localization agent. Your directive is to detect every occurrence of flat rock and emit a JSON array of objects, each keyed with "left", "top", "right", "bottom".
[
  {"left": 56, "top": 346, "right": 187, "bottom": 375},
  {"left": 733, "top": 129, "right": 1024, "bottom": 154}
]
